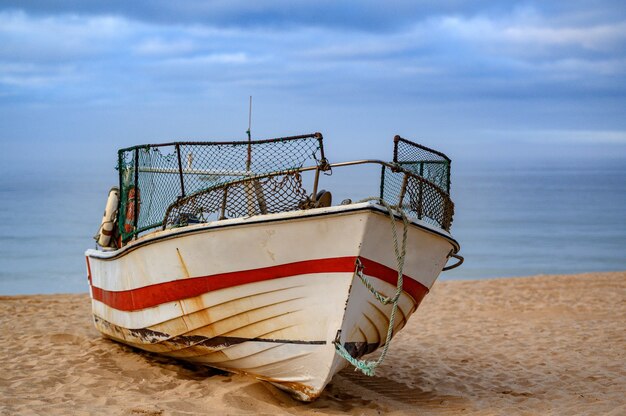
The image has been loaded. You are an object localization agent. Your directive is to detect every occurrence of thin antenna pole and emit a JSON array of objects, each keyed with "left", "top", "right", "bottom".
[
  {"left": 247, "top": 96, "right": 252, "bottom": 141},
  {"left": 246, "top": 96, "right": 252, "bottom": 171},
  {"left": 244, "top": 96, "right": 254, "bottom": 215}
]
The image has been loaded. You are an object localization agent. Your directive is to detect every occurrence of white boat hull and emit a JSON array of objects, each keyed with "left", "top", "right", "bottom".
[{"left": 86, "top": 202, "right": 457, "bottom": 400}]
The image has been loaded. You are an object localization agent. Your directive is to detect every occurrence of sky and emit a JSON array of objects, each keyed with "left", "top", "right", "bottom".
[{"left": 1, "top": 1, "right": 625, "bottom": 170}]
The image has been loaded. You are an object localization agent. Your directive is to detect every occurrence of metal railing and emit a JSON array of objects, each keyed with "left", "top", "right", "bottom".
[{"left": 161, "top": 159, "right": 454, "bottom": 233}]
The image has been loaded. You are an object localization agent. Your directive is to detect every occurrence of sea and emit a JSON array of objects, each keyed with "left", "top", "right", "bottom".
[{"left": 0, "top": 156, "right": 625, "bottom": 295}]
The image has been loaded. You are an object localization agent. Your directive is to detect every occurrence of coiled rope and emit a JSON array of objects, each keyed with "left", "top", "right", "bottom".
[{"left": 333, "top": 197, "right": 409, "bottom": 376}]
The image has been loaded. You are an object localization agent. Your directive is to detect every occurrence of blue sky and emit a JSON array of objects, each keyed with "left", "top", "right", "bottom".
[{"left": 1, "top": 1, "right": 625, "bottom": 169}]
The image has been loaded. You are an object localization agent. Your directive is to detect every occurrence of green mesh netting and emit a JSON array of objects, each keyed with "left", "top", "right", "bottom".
[
  {"left": 393, "top": 136, "right": 450, "bottom": 193},
  {"left": 380, "top": 165, "right": 454, "bottom": 231},
  {"left": 114, "top": 133, "right": 453, "bottom": 245},
  {"left": 117, "top": 134, "right": 325, "bottom": 242}
]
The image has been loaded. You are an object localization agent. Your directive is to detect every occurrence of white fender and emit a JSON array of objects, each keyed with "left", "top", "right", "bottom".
[{"left": 96, "top": 187, "right": 119, "bottom": 248}]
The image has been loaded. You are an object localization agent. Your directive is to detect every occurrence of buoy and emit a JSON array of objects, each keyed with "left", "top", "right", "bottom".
[
  {"left": 96, "top": 187, "right": 119, "bottom": 248},
  {"left": 123, "top": 186, "right": 140, "bottom": 234}
]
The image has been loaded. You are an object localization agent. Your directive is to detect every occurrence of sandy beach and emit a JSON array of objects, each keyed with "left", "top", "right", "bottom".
[{"left": 1, "top": 271, "right": 624, "bottom": 415}]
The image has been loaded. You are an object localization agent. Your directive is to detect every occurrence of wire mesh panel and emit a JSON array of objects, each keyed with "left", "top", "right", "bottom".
[
  {"left": 136, "top": 146, "right": 183, "bottom": 232},
  {"left": 380, "top": 166, "right": 454, "bottom": 231},
  {"left": 393, "top": 136, "right": 451, "bottom": 193},
  {"left": 117, "top": 133, "right": 324, "bottom": 242},
  {"left": 163, "top": 171, "right": 309, "bottom": 227}
]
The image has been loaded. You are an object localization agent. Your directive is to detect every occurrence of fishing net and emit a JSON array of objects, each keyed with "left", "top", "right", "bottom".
[
  {"left": 380, "top": 136, "right": 454, "bottom": 230},
  {"left": 163, "top": 171, "right": 311, "bottom": 227},
  {"left": 114, "top": 133, "right": 454, "bottom": 245},
  {"left": 117, "top": 134, "right": 325, "bottom": 242},
  {"left": 393, "top": 136, "right": 450, "bottom": 193},
  {"left": 380, "top": 165, "right": 454, "bottom": 231}
]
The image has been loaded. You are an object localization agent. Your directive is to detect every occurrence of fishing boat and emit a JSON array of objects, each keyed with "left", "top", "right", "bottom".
[{"left": 86, "top": 133, "right": 462, "bottom": 401}]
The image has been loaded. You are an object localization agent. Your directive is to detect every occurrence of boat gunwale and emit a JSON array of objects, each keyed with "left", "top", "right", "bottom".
[{"left": 86, "top": 201, "right": 460, "bottom": 261}]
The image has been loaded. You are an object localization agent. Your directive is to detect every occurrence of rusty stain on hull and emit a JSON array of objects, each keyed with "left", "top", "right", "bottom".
[
  {"left": 208, "top": 365, "right": 321, "bottom": 401},
  {"left": 176, "top": 247, "right": 191, "bottom": 278},
  {"left": 261, "top": 377, "right": 320, "bottom": 402}
]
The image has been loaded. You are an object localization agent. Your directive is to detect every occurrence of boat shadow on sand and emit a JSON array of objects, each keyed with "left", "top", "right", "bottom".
[{"left": 106, "top": 338, "right": 468, "bottom": 414}]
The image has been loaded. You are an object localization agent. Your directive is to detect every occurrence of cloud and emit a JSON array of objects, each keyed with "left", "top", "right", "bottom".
[
  {"left": 0, "top": 63, "right": 77, "bottom": 88},
  {"left": 0, "top": 2, "right": 624, "bottom": 153},
  {"left": 483, "top": 128, "right": 626, "bottom": 144},
  {"left": 502, "top": 22, "right": 626, "bottom": 51},
  {"left": 0, "top": 1, "right": 503, "bottom": 32},
  {"left": 133, "top": 38, "right": 197, "bottom": 56},
  {"left": 1, "top": 6, "right": 624, "bottom": 101},
  {"left": 438, "top": 12, "right": 626, "bottom": 56}
]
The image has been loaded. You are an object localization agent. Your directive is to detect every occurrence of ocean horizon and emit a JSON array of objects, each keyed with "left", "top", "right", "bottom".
[{"left": 1, "top": 154, "right": 624, "bottom": 295}]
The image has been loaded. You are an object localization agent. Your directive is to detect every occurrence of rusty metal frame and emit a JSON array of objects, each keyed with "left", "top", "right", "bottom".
[
  {"left": 160, "top": 159, "right": 454, "bottom": 232},
  {"left": 393, "top": 135, "right": 451, "bottom": 163},
  {"left": 117, "top": 133, "right": 323, "bottom": 154}
]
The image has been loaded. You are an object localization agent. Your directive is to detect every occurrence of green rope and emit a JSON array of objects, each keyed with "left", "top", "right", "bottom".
[{"left": 333, "top": 197, "right": 410, "bottom": 376}]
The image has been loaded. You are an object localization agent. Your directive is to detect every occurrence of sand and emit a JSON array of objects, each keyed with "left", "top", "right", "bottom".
[{"left": 1, "top": 271, "right": 625, "bottom": 415}]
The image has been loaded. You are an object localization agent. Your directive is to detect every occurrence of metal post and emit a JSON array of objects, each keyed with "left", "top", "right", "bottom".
[
  {"left": 245, "top": 97, "right": 254, "bottom": 214},
  {"left": 219, "top": 187, "right": 228, "bottom": 220},
  {"left": 418, "top": 163, "right": 424, "bottom": 219},
  {"left": 175, "top": 144, "right": 185, "bottom": 198},
  {"left": 446, "top": 161, "right": 451, "bottom": 193},
  {"left": 133, "top": 148, "right": 139, "bottom": 238},
  {"left": 312, "top": 168, "right": 321, "bottom": 203},
  {"left": 379, "top": 165, "right": 386, "bottom": 199},
  {"left": 254, "top": 181, "right": 267, "bottom": 214},
  {"left": 314, "top": 132, "right": 327, "bottom": 169},
  {"left": 117, "top": 150, "right": 124, "bottom": 238},
  {"left": 393, "top": 135, "right": 401, "bottom": 163},
  {"left": 246, "top": 96, "right": 252, "bottom": 171},
  {"left": 245, "top": 181, "right": 256, "bottom": 215}
]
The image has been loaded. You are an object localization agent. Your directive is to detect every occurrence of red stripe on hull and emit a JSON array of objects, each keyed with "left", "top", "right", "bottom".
[{"left": 90, "top": 256, "right": 428, "bottom": 312}]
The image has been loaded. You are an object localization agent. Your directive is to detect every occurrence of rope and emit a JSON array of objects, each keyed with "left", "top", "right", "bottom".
[{"left": 333, "top": 197, "right": 410, "bottom": 376}]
